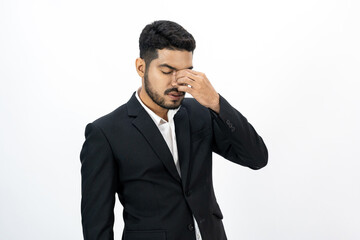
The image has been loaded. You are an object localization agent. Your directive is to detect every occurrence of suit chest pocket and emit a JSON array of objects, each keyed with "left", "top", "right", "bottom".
[{"left": 191, "top": 127, "right": 212, "bottom": 143}]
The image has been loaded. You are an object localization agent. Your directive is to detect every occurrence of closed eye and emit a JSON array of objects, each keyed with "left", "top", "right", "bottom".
[{"left": 161, "top": 71, "right": 173, "bottom": 75}]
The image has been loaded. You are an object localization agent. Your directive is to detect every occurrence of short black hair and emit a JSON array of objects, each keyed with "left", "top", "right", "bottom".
[{"left": 139, "top": 20, "right": 196, "bottom": 66}]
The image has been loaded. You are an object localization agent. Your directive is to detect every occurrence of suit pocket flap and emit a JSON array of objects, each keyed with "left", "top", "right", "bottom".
[{"left": 124, "top": 230, "right": 166, "bottom": 240}]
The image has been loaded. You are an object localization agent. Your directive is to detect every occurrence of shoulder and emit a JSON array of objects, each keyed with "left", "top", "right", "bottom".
[
  {"left": 181, "top": 97, "right": 212, "bottom": 129},
  {"left": 91, "top": 102, "right": 129, "bottom": 131},
  {"left": 182, "top": 97, "right": 211, "bottom": 117}
]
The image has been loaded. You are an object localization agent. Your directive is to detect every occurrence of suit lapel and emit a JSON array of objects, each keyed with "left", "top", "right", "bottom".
[
  {"left": 127, "top": 93, "right": 182, "bottom": 183},
  {"left": 174, "top": 106, "right": 191, "bottom": 190}
]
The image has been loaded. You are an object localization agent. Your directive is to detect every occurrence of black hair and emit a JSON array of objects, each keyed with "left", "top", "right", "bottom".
[{"left": 139, "top": 20, "right": 196, "bottom": 66}]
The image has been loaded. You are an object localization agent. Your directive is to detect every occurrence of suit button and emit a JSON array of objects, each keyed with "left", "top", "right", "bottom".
[
  {"left": 185, "top": 190, "right": 191, "bottom": 197},
  {"left": 226, "top": 120, "right": 233, "bottom": 128},
  {"left": 188, "top": 223, "right": 194, "bottom": 231}
]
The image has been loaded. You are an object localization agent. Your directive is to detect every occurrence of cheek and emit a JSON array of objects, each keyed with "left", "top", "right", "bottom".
[
  {"left": 148, "top": 68, "right": 160, "bottom": 82},
  {"left": 148, "top": 70, "right": 172, "bottom": 88}
]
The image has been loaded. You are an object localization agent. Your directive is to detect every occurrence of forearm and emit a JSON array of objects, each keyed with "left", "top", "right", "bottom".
[{"left": 211, "top": 94, "right": 268, "bottom": 170}]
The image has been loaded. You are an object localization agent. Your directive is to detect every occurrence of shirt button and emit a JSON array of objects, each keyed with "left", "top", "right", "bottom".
[{"left": 188, "top": 223, "right": 194, "bottom": 231}]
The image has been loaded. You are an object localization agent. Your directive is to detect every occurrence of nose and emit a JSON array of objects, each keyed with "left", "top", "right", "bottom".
[{"left": 171, "top": 71, "right": 177, "bottom": 87}]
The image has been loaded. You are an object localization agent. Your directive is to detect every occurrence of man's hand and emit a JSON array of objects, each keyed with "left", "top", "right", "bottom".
[{"left": 175, "top": 69, "right": 220, "bottom": 113}]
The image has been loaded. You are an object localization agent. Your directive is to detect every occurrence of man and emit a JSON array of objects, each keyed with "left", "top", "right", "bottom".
[{"left": 80, "top": 20, "right": 268, "bottom": 240}]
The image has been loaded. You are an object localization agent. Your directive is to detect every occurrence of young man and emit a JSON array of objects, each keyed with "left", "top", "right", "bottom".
[{"left": 80, "top": 20, "right": 268, "bottom": 240}]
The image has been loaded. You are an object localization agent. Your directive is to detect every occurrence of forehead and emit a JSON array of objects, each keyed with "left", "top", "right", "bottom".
[{"left": 153, "top": 49, "right": 193, "bottom": 70}]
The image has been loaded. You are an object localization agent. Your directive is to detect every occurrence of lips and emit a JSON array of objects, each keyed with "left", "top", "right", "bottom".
[
  {"left": 167, "top": 92, "right": 184, "bottom": 100},
  {"left": 168, "top": 92, "right": 184, "bottom": 97}
]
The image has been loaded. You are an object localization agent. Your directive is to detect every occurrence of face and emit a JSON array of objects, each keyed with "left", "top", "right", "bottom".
[{"left": 143, "top": 49, "right": 193, "bottom": 109}]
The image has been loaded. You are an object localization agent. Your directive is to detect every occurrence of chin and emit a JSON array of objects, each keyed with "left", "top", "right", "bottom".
[{"left": 166, "top": 99, "right": 184, "bottom": 109}]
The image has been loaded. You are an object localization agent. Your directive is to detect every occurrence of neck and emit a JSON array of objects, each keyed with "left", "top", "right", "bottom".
[{"left": 138, "top": 87, "right": 169, "bottom": 121}]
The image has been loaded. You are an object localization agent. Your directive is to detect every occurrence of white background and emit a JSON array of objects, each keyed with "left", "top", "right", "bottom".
[{"left": 1, "top": 0, "right": 359, "bottom": 239}]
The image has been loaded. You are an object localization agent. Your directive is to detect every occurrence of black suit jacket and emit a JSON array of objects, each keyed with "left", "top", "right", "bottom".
[{"left": 80, "top": 92, "right": 268, "bottom": 240}]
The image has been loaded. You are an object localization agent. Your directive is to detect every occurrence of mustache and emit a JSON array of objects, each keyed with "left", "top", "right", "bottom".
[{"left": 164, "top": 88, "right": 185, "bottom": 95}]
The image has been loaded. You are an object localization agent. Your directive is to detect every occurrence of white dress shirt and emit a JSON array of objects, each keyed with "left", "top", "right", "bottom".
[{"left": 136, "top": 90, "right": 202, "bottom": 240}]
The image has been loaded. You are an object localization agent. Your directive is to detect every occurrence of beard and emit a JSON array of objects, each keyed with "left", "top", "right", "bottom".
[{"left": 144, "top": 71, "right": 184, "bottom": 110}]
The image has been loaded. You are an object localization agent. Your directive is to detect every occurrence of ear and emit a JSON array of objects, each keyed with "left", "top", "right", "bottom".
[{"left": 135, "top": 58, "right": 146, "bottom": 78}]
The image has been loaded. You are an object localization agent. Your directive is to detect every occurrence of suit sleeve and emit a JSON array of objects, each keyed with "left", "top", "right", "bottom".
[
  {"left": 80, "top": 123, "right": 118, "bottom": 240},
  {"left": 210, "top": 94, "right": 268, "bottom": 170}
]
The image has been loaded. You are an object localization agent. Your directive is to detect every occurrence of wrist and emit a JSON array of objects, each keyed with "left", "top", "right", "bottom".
[{"left": 209, "top": 93, "right": 220, "bottom": 114}]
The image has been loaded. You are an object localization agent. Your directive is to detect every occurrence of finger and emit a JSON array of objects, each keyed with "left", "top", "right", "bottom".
[
  {"left": 181, "top": 69, "right": 205, "bottom": 77},
  {"left": 175, "top": 70, "right": 199, "bottom": 81},
  {"left": 186, "top": 69, "right": 203, "bottom": 76},
  {"left": 176, "top": 77, "right": 199, "bottom": 88},
  {"left": 177, "top": 85, "right": 194, "bottom": 95}
]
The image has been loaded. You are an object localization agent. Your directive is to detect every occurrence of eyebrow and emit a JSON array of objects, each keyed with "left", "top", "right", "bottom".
[{"left": 158, "top": 64, "right": 193, "bottom": 70}]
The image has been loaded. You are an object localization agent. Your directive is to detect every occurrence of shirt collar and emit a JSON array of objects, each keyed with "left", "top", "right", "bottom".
[{"left": 135, "top": 89, "right": 181, "bottom": 126}]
